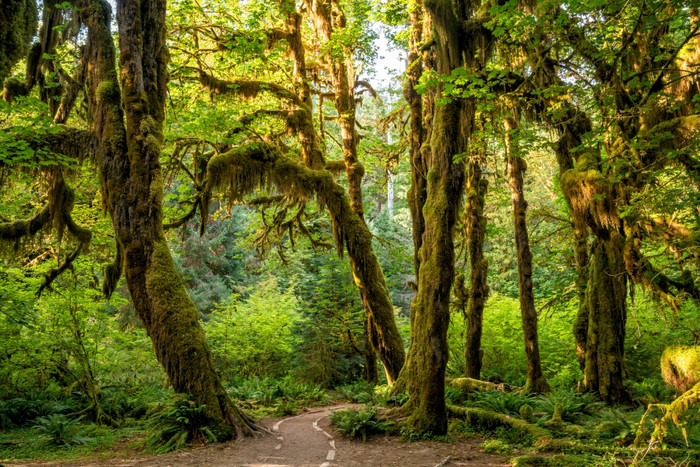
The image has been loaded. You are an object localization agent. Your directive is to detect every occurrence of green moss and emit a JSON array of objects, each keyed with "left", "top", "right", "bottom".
[
  {"left": 0, "top": 0, "right": 36, "bottom": 83},
  {"left": 519, "top": 404, "right": 533, "bottom": 422},
  {"left": 544, "top": 403, "right": 563, "bottom": 430},
  {"left": 447, "top": 405, "right": 549, "bottom": 443},
  {"left": 449, "top": 377, "right": 503, "bottom": 392},
  {"left": 661, "top": 345, "right": 700, "bottom": 392},
  {"left": 510, "top": 454, "right": 593, "bottom": 467},
  {"left": 427, "top": 168, "right": 438, "bottom": 182},
  {"left": 96, "top": 80, "right": 121, "bottom": 105}
]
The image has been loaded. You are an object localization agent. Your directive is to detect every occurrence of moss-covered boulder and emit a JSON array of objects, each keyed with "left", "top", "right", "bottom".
[{"left": 661, "top": 345, "right": 700, "bottom": 393}]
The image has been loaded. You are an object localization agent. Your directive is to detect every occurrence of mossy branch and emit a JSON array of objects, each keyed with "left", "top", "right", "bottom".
[
  {"left": 197, "top": 70, "right": 302, "bottom": 106},
  {"left": 0, "top": 204, "right": 52, "bottom": 245},
  {"left": 635, "top": 381, "right": 700, "bottom": 449},
  {"left": 447, "top": 404, "right": 549, "bottom": 442}
]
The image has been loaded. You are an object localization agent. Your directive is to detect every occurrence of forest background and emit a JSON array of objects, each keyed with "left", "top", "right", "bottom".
[{"left": 0, "top": 0, "right": 698, "bottom": 464}]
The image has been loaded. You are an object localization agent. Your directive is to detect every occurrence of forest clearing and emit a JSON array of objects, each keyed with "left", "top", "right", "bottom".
[{"left": 0, "top": 0, "right": 699, "bottom": 465}]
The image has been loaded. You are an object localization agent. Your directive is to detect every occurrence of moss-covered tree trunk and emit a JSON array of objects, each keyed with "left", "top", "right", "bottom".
[
  {"left": 463, "top": 157, "right": 489, "bottom": 380},
  {"left": 81, "top": 0, "right": 259, "bottom": 438},
  {"left": 363, "top": 318, "right": 379, "bottom": 384},
  {"left": 581, "top": 233, "right": 628, "bottom": 402},
  {"left": 572, "top": 219, "right": 589, "bottom": 372},
  {"left": 402, "top": 97, "right": 465, "bottom": 434},
  {"left": 504, "top": 116, "right": 549, "bottom": 395},
  {"left": 397, "top": 0, "right": 489, "bottom": 433},
  {"left": 299, "top": 0, "right": 405, "bottom": 384},
  {"left": 404, "top": 0, "right": 428, "bottom": 280}
]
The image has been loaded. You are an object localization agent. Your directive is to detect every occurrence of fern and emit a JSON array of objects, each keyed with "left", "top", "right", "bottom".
[
  {"left": 330, "top": 406, "right": 393, "bottom": 441},
  {"left": 145, "top": 394, "right": 217, "bottom": 453}
]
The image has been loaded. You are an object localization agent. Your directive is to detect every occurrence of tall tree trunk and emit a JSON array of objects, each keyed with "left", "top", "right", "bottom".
[
  {"left": 81, "top": 0, "right": 260, "bottom": 438},
  {"left": 528, "top": 44, "right": 629, "bottom": 402},
  {"left": 404, "top": 0, "right": 428, "bottom": 280},
  {"left": 304, "top": 0, "right": 405, "bottom": 383},
  {"left": 581, "top": 232, "right": 628, "bottom": 402},
  {"left": 504, "top": 116, "right": 549, "bottom": 395},
  {"left": 398, "top": 0, "right": 487, "bottom": 433},
  {"left": 402, "top": 98, "right": 465, "bottom": 434},
  {"left": 572, "top": 219, "right": 589, "bottom": 373},
  {"left": 463, "top": 155, "right": 489, "bottom": 379}
]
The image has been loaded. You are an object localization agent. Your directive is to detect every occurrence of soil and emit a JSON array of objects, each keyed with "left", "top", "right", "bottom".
[{"left": 8, "top": 405, "right": 510, "bottom": 467}]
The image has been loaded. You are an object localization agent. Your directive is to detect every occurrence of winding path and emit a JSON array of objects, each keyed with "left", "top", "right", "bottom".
[{"left": 11, "top": 404, "right": 510, "bottom": 466}]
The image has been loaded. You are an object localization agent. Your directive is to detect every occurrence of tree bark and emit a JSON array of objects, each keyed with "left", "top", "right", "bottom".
[
  {"left": 404, "top": 0, "right": 428, "bottom": 280},
  {"left": 402, "top": 98, "right": 464, "bottom": 434},
  {"left": 581, "top": 232, "right": 628, "bottom": 402},
  {"left": 80, "top": 0, "right": 260, "bottom": 438},
  {"left": 363, "top": 317, "right": 379, "bottom": 384},
  {"left": 463, "top": 156, "right": 489, "bottom": 380},
  {"left": 397, "top": 0, "right": 489, "bottom": 433},
  {"left": 504, "top": 116, "right": 549, "bottom": 395}
]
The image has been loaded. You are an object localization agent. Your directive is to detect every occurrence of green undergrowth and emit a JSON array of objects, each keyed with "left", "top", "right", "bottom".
[
  {"left": 333, "top": 381, "right": 408, "bottom": 407},
  {"left": 445, "top": 385, "right": 699, "bottom": 466},
  {"left": 227, "top": 376, "right": 330, "bottom": 417},
  {"left": 0, "top": 423, "right": 144, "bottom": 462},
  {"left": 330, "top": 406, "right": 395, "bottom": 441}
]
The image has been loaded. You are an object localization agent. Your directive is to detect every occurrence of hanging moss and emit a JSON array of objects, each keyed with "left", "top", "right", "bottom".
[
  {"left": 203, "top": 142, "right": 405, "bottom": 383},
  {"left": 635, "top": 381, "right": 700, "bottom": 448}
]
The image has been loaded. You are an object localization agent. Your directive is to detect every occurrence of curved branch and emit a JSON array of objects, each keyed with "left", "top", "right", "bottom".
[
  {"left": 0, "top": 204, "right": 52, "bottom": 243},
  {"left": 197, "top": 70, "right": 302, "bottom": 106}
]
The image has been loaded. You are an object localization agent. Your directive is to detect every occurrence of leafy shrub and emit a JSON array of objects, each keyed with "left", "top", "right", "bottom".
[
  {"left": 336, "top": 381, "right": 376, "bottom": 404},
  {"left": 628, "top": 378, "right": 675, "bottom": 405},
  {"left": 33, "top": 414, "right": 89, "bottom": 446},
  {"left": 330, "top": 406, "right": 393, "bottom": 441},
  {"left": 145, "top": 395, "right": 217, "bottom": 453},
  {"left": 0, "top": 387, "right": 79, "bottom": 428},
  {"left": 468, "top": 390, "right": 534, "bottom": 417},
  {"left": 480, "top": 439, "right": 514, "bottom": 455},
  {"left": 373, "top": 384, "right": 408, "bottom": 406},
  {"left": 275, "top": 401, "right": 298, "bottom": 416},
  {"left": 228, "top": 377, "right": 326, "bottom": 408},
  {"left": 445, "top": 385, "right": 465, "bottom": 405},
  {"left": 206, "top": 278, "right": 301, "bottom": 380},
  {"left": 535, "top": 389, "right": 600, "bottom": 423}
]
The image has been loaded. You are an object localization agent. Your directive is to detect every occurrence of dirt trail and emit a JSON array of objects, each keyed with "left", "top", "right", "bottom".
[{"left": 9, "top": 405, "right": 509, "bottom": 467}]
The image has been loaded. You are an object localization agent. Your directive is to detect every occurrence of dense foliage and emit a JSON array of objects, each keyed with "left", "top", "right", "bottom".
[{"left": 0, "top": 0, "right": 698, "bottom": 464}]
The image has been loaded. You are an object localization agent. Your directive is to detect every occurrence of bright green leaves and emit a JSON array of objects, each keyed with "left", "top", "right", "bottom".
[{"left": 415, "top": 66, "right": 512, "bottom": 107}]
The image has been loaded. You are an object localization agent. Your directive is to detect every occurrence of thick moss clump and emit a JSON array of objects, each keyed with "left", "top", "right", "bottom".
[
  {"left": 449, "top": 377, "right": 504, "bottom": 393},
  {"left": 0, "top": 0, "right": 37, "bottom": 84},
  {"left": 447, "top": 405, "right": 549, "bottom": 443},
  {"left": 661, "top": 345, "right": 700, "bottom": 393}
]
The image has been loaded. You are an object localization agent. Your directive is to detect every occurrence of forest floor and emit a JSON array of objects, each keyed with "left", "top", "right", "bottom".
[{"left": 6, "top": 404, "right": 511, "bottom": 467}]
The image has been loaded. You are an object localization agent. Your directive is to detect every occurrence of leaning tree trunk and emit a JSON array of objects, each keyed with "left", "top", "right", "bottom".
[
  {"left": 81, "top": 0, "right": 260, "bottom": 438},
  {"left": 363, "top": 318, "right": 379, "bottom": 384},
  {"left": 505, "top": 116, "right": 549, "bottom": 395},
  {"left": 463, "top": 156, "right": 489, "bottom": 380},
  {"left": 305, "top": 0, "right": 405, "bottom": 384}
]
